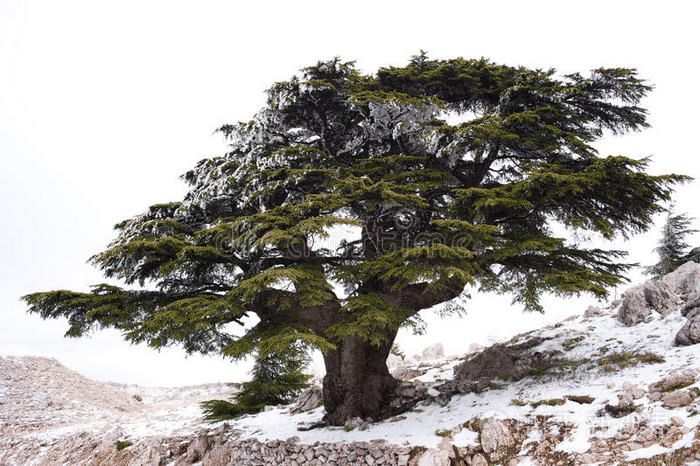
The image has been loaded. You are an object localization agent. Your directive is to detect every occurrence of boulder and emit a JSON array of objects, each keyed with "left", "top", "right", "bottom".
[
  {"left": 392, "top": 367, "right": 426, "bottom": 381},
  {"left": 676, "top": 296, "right": 700, "bottom": 346},
  {"left": 661, "top": 261, "right": 700, "bottom": 297},
  {"left": 480, "top": 418, "right": 516, "bottom": 463},
  {"left": 291, "top": 386, "right": 322, "bottom": 413},
  {"left": 421, "top": 343, "right": 445, "bottom": 361},
  {"left": 650, "top": 369, "right": 698, "bottom": 392},
  {"left": 675, "top": 310, "right": 700, "bottom": 346},
  {"left": 661, "top": 388, "right": 699, "bottom": 409},
  {"left": 453, "top": 337, "right": 557, "bottom": 382},
  {"left": 617, "top": 280, "right": 679, "bottom": 326},
  {"left": 584, "top": 305, "right": 602, "bottom": 318}
]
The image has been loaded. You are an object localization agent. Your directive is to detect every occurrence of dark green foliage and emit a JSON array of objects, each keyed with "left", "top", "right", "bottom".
[
  {"left": 201, "top": 345, "right": 310, "bottom": 421},
  {"left": 22, "top": 54, "right": 688, "bottom": 420},
  {"left": 645, "top": 209, "right": 697, "bottom": 279},
  {"left": 116, "top": 440, "right": 133, "bottom": 450}
]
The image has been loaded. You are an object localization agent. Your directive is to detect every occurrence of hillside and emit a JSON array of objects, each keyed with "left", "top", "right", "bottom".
[{"left": 3, "top": 263, "right": 700, "bottom": 465}]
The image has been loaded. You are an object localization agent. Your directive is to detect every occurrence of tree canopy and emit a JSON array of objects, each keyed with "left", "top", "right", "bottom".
[{"left": 24, "top": 54, "right": 687, "bottom": 424}]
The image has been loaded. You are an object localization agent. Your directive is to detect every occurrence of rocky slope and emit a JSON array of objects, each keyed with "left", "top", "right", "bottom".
[{"left": 3, "top": 263, "right": 700, "bottom": 465}]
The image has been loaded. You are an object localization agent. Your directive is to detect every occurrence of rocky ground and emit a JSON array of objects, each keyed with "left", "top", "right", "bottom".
[{"left": 3, "top": 263, "right": 700, "bottom": 465}]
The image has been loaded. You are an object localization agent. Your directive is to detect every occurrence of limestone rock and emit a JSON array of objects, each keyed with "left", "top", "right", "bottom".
[
  {"left": 617, "top": 280, "right": 679, "bottom": 326},
  {"left": 291, "top": 386, "right": 323, "bottom": 413},
  {"left": 480, "top": 418, "right": 515, "bottom": 463},
  {"left": 421, "top": 343, "right": 445, "bottom": 361},
  {"left": 470, "top": 453, "right": 488, "bottom": 466},
  {"left": 676, "top": 307, "right": 700, "bottom": 346},
  {"left": 453, "top": 337, "right": 557, "bottom": 382},
  {"left": 681, "top": 295, "right": 700, "bottom": 317},
  {"left": 661, "top": 261, "right": 700, "bottom": 297},
  {"left": 661, "top": 388, "right": 699, "bottom": 408},
  {"left": 650, "top": 369, "right": 698, "bottom": 393},
  {"left": 584, "top": 305, "right": 602, "bottom": 318},
  {"left": 392, "top": 367, "right": 426, "bottom": 381}
]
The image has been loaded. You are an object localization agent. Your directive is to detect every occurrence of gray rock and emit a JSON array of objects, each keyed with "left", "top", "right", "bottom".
[
  {"left": 651, "top": 370, "right": 698, "bottom": 392},
  {"left": 421, "top": 343, "right": 445, "bottom": 360},
  {"left": 391, "top": 367, "right": 426, "bottom": 381},
  {"left": 453, "top": 337, "right": 556, "bottom": 382},
  {"left": 480, "top": 418, "right": 515, "bottom": 463},
  {"left": 584, "top": 305, "right": 602, "bottom": 318},
  {"left": 661, "top": 261, "right": 700, "bottom": 297},
  {"left": 617, "top": 280, "right": 679, "bottom": 326},
  {"left": 681, "top": 295, "right": 700, "bottom": 317},
  {"left": 291, "top": 386, "right": 323, "bottom": 413},
  {"left": 661, "top": 388, "right": 699, "bottom": 408},
  {"left": 676, "top": 316, "right": 700, "bottom": 345}
]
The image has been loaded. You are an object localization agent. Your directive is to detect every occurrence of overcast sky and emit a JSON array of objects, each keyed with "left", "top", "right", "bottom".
[{"left": 1, "top": 1, "right": 699, "bottom": 386}]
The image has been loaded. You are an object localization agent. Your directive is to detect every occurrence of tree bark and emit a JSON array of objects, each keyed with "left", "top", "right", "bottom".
[{"left": 321, "top": 333, "right": 397, "bottom": 425}]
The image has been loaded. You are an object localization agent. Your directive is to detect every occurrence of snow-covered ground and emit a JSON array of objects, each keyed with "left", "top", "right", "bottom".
[{"left": 2, "top": 275, "right": 700, "bottom": 464}]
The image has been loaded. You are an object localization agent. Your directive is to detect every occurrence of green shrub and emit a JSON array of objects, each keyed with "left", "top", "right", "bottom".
[
  {"left": 201, "top": 345, "right": 311, "bottom": 422},
  {"left": 116, "top": 440, "right": 133, "bottom": 451}
]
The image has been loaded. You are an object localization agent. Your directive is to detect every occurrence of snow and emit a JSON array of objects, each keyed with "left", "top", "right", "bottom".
[
  {"left": 451, "top": 428, "right": 478, "bottom": 447},
  {"left": 3, "top": 281, "right": 700, "bottom": 464}
]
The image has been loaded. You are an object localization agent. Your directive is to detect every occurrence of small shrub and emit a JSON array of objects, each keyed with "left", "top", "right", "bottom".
[
  {"left": 531, "top": 398, "right": 565, "bottom": 408},
  {"left": 598, "top": 351, "right": 664, "bottom": 371},
  {"left": 529, "top": 368, "right": 548, "bottom": 378},
  {"left": 390, "top": 344, "right": 406, "bottom": 360},
  {"left": 565, "top": 395, "right": 595, "bottom": 404},
  {"left": 563, "top": 335, "right": 585, "bottom": 350},
  {"left": 561, "top": 358, "right": 590, "bottom": 368},
  {"left": 510, "top": 398, "right": 527, "bottom": 406},
  {"left": 200, "top": 399, "right": 254, "bottom": 422},
  {"left": 435, "top": 429, "right": 452, "bottom": 437},
  {"left": 116, "top": 440, "right": 133, "bottom": 451},
  {"left": 636, "top": 352, "right": 665, "bottom": 364},
  {"left": 603, "top": 403, "right": 637, "bottom": 418},
  {"left": 663, "top": 381, "right": 694, "bottom": 392},
  {"left": 132, "top": 394, "right": 142, "bottom": 402}
]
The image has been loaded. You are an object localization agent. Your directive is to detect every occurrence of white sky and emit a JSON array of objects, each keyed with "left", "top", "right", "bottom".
[{"left": 1, "top": 0, "right": 699, "bottom": 386}]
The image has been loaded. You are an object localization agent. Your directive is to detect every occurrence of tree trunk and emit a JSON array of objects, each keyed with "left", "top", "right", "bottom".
[{"left": 321, "top": 334, "right": 397, "bottom": 426}]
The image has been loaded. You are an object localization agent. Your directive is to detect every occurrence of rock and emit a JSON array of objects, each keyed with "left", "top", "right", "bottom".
[
  {"left": 635, "top": 426, "right": 657, "bottom": 443},
  {"left": 681, "top": 295, "right": 700, "bottom": 317},
  {"left": 659, "top": 426, "right": 686, "bottom": 448},
  {"left": 386, "top": 354, "right": 406, "bottom": 370},
  {"left": 291, "top": 386, "right": 323, "bottom": 413},
  {"left": 392, "top": 367, "right": 426, "bottom": 381},
  {"left": 470, "top": 453, "right": 489, "bottom": 466},
  {"left": 617, "top": 280, "right": 679, "bottom": 326},
  {"left": 661, "top": 261, "right": 700, "bottom": 297},
  {"left": 394, "top": 380, "right": 427, "bottom": 400},
  {"left": 670, "top": 416, "right": 684, "bottom": 426},
  {"left": 650, "top": 369, "right": 698, "bottom": 393},
  {"left": 584, "top": 305, "right": 602, "bottom": 317},
  {"left": 416, "top": 446, "right": 454, "bottom": 466},
  {"left": 579, "top": 453, "right": 597, "bottom": 464},
  {"left": 421, "top": 343, "right": 445, "bottom": 361},
  {"left": 661, "top": 388, "right": 699, "bottom": 408},
  {"left": 453, "top": 337, "right": 557, "bottom": 382},
  {"left": 676, "top": 307, "right": 700, "bottom": 346},
  {"left": 480, "top": 418, "right": 515, "bottom": 463}
]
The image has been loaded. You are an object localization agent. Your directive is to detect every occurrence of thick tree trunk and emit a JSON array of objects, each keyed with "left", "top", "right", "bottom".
[{"left": 321, "top": 334, "right": 397, "bottom": 426}]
